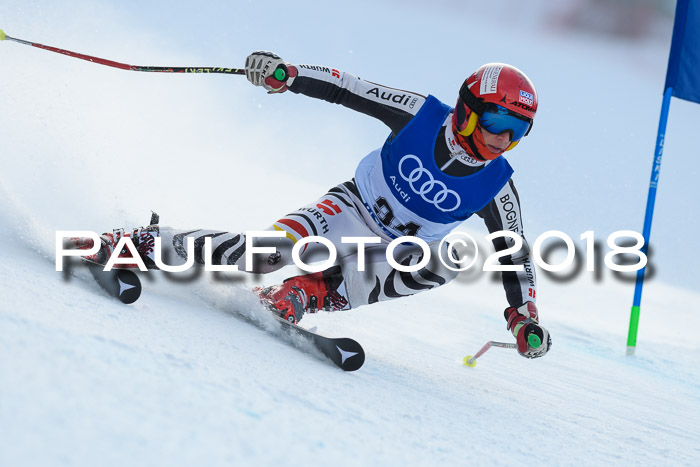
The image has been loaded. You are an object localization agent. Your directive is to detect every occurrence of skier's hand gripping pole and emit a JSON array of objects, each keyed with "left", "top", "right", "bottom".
[
  {"left": 464, "top": 301, "right": 550, "bottom": 367},
  {"left": 244, "top": 51, "right": 297, "bottom": 93},
  {"left": 504, "top": 301, "right": 552, "bottom": 359},
  {"left": 463, "top": 333, "right": 542, "bottom": 368},
  {"left": 0, "top": 29, "right": 246, "bottom": 75}
]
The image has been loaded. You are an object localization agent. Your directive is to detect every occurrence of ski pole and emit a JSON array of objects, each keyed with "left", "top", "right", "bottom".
[
  {"left": 0, "top": 29, "right": 289, "bottom": 81},
  {"left": 463, "top": 333, "right": 541, "bottom": 368}
]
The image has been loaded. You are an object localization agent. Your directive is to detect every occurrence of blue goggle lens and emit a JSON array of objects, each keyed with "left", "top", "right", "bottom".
[{"left": 479, "top": 105, "right": 532, "bottom": 142}]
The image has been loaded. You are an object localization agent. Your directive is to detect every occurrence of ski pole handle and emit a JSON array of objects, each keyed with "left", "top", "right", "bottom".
[
  {"left": 273, "top": 64, "right": 289, "bottom": 82},
  {"left": 528, "top": 332, "right": 542, "bottom": 349}
]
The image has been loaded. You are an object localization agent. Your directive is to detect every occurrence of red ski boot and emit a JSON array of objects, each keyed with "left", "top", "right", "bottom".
[
  {"left": 67, "top": 225, "right": 160, "bottom": 269},
  {"left": 255, "top": 266, "right": 350, "bottom": 323}
]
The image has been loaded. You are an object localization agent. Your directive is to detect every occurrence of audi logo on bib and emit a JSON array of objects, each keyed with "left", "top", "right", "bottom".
[{"left": 398, "top": 154, "right": 461, "bottom": 212}]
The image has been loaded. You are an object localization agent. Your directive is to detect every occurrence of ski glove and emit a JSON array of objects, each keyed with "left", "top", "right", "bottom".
[
  {"left": 245, "top": 51, "right": 297, "bottom": 93},
  {"left": 504, "top": 301, "right": 552, "bottom": 359}
]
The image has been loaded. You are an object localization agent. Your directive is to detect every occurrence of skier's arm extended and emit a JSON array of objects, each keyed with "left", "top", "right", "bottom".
[
  {"left": 245, "top": 51, "right": 427, "bottom": 135},
  {"left": 476, "top": 181, "right": 551, "bottom": 359},
  {"left": 475, "top": 179, "right": 537, "bottom": 307},
  {"left": 288, "top": 65, "right": 426, "bottom": 135}
]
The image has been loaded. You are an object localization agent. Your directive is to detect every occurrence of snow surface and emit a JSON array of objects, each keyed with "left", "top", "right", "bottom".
[{"left": 1, "top": 1, "right": 699, "bottom": 465}]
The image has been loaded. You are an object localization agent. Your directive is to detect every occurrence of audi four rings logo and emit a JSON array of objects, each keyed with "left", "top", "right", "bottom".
[{"left": 398, "top": 154, "right": 461, "bottom": 212}]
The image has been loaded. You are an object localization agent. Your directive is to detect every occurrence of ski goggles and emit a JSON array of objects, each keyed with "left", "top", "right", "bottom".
[{"left": 478, "top": 103, "right": 533, "bottom": 142}]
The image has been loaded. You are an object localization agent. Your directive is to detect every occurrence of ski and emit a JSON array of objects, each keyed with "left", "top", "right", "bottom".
[
  {"left": 273, "top": 316, "right": 365, "bottom": 371},
  {"left": 79, "top": 259, "right": 364, "bottom": 370},
  {"left": 83, "top": 259, "right": 142, "bottom": 304},
  {"left": 69, "top": 208, "right": 363, "bottom": 370}
]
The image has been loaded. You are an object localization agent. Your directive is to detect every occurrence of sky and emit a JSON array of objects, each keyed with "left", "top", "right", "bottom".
[{"left": 0, "top": 0, "right": 697, "bottom": 293}]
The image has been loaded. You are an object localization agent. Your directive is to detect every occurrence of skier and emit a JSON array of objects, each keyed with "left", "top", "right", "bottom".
[{"left": 75, "top": 51, "right": 551, "bottom": 359}]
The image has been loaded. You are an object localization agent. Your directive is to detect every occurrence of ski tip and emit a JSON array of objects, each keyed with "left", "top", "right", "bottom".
[
  {"left": 0, "top": 30, "right": 6, "bottom": 41},
  {"left": 462, "top": 356, "right": 477, "bottom": 368}
]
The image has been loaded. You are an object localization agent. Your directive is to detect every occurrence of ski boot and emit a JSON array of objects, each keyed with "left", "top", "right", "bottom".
[
  {"left": 255, "top": 266, "right": 350, "bottom": 324},
  {"left": 67, "top": 213, "right": 161, "bottom": 269}
]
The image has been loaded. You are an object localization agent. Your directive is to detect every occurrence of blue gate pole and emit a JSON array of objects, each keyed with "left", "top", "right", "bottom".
[{"left": 627, "top": 86, "right": 673, "bottom": 356}]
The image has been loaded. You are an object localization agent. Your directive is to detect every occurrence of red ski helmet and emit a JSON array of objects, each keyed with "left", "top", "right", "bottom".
[{"left": 453, "top": 63, "right": 538, "bottom": 158}]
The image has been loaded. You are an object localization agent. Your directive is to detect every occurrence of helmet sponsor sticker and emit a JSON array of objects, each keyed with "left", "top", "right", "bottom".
[
  {"left": 480, "top": 65, "right": 503, "bottom": 95},
  {"left": 519, "top": 90, "right": 534, "bottom": 106}
]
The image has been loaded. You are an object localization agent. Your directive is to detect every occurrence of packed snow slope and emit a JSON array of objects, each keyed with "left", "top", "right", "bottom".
[{"left": 1, "top": 1, "right": 700, "bottom": 465}]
